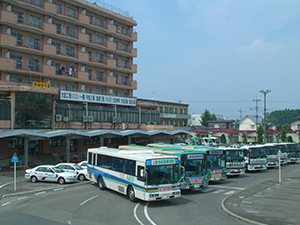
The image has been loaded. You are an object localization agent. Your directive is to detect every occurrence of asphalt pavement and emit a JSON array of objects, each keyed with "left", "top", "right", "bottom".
[
  {"left": 1, "top": 166, "right": 300, "bottom": 225},
  {"left": 222, "top": 176, "right": 300, "bottom": 225}
]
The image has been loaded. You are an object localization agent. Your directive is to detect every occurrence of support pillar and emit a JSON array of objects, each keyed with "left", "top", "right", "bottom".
[
  {"left": 100, "top": 136, "right": 104, "bottom": 147},
  {"left": 66, "top": 137, "right": 70, "bottom": 162},
  {"left": 128, "top": 136, "right": 131, "bottom": 145},
  {"left": 24, "top": 138, "right": 28, "bottom": 168}
]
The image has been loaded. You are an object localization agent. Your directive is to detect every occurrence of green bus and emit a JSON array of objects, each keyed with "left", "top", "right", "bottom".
[{"left": 119, "top": 144, "right": 210, "bottom": 190}]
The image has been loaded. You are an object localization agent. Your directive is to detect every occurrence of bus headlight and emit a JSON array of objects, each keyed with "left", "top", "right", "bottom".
[
  {"left": 172, "top": 191, "right": 180, "bottom": 195},
  {"left": 149, "top": 194, "right": 159, "bottom": 198}
]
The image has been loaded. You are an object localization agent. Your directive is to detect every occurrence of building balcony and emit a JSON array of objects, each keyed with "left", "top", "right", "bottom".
[
  {"left": 78, "top": 52, "right": 89, "bottom": 62},
  {"left": 132, "top": 64, "right": 137, "bottom": 73},
  {"left": 0, "top": 34, "right": 16, "bottom": 48},
  {"left": 107, "top": 23, "right": 116, "bottom": 35},
  {"left": 43, "top": 44, "right": 56, "bottom": 55},
  {"left": 79, "top": 14, "right": 90, "bottom": 25},
  {"left": 44, "top": 1, "right": 57, "bottom": 14},
  {"left": 43, "top": 64, "right": 56, "bottom": 76},
  {"left": 107, "top": 58, "right": 116, "bottom": 68},
  {"left": 44, "top": 23, "right": 57, "bottom": 35},
  {"left": 132, "top": 48, "right": 137, "bottom": 58},
  {"left": 78, "top": 71, "right": 89, "bottom": 81},
  {"left": 78, "top": 33, "right": 89, "bottom": 43},
  {"left": 0, "top": 57, "right": 15, "bottom": 71},
  {"left": 132, "top": 32, "right": 138, "bottom": 42},
  {"left": 0, "top": 10, "right": 17, "bottom": 24},
  {"left": 107, "top": 41, "right": 116, "bottom": 51},
  {"left": 17, "top": 0, "right": 45, "bottom": 9}
]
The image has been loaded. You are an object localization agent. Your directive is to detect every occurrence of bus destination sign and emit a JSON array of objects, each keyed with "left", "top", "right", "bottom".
[
  {"left": 151, "top": 159, "right": 176, "bottom": 165},
  {"left": 187, "top": 154, "right": 203, "bottom": 160},
  {"left": 209, "top": 150, "right": 224, "bottom": 155}
]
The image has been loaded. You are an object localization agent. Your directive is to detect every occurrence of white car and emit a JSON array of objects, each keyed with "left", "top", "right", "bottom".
[
  {"left": 25, "top": 165, "right": 77, "bottom": 184},
  {"left": 56, "top": 163, "right": 88, "bottom": 181},
  {"left": 77, "top": 160, "right": 87, "bottom": 169}
]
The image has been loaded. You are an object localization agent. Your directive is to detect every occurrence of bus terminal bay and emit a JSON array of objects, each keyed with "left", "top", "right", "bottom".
[{"left": 1, "top": 143, "right": 300, "bottom": 225}]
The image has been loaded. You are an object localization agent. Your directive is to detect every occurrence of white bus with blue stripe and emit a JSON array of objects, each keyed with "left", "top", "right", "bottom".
[{"left": 87, "top": 147, "right": 181, "bottom": 202}]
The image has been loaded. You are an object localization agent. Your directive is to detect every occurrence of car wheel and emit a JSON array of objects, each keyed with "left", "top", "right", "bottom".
[
  {"left": 31, "top": 176, "right": 37, "bottom": 183},
  {"left": 58, "top": 177, "right": 65, "bottom": 184},
  {"left": 98, "top": 176, "right": 106, "bottom": 190},
  {"left": 78, "top": 174, "right": 85, "bottom": 181},
  {"left": 127, "top": 186, "right": 137, "bottom": 202}
]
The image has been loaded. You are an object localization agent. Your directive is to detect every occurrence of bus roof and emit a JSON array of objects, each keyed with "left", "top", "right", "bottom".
[{"left": 88, "top": 147, "right": 179, "bottom": 161}]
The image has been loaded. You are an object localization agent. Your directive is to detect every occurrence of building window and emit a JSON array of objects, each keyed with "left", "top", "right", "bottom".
[
  {"left": 122, "top": 27, "right": 128, "bottom": 35},
  {"left": 52, "top": 22, "right": 61, "bottom": 34},
  {"left": 85, "top": 87, "right": 91, "bottom": 93},
  {"left": 66, "top": 7, "right": 75, "bottom": 18},
  {"left": 10, "top": 77, "right": 22, "bottom": 82},
  {"left": 65, "top": 65, "right": 75, "bottom": 76},
  {"left": 49, "top": 137, "right": 66, "bottom": 147},
  {"left": 66, "top": 45, "right": 75, "bottom": 57},
  {"left": 113, "top": 90, "right": 118, "bottom": 96},
  {"left": 28, "top": 58, "right": 40, "bottom": 71},
  {"left": 121, "top": 59, "right": 128, "bottom": 68},
  {"left": 170, "top": 120, "right": 174, "bottom": 125},
  {"left": 159, "top": 106, "right": 163, "bottom": 113},
  {"left": 85, "top": 68, "right": 92, "bottom": 80},
  {"left": 29, "top": 37, "right": 40, "bottom": 50},
  {"left": 164, "top": 107, "right": 168, "bottom": 113},
  {"left": 29, "top": 15, "right": 41, "bottom": 28},
  {"left": 96, "top": 35, "right": 104, "bottom": 45},
  {"left": 54, "top": 3, "right": 62, "bottom": 14},
  {"left": 84, "top": 136, "right": 100, "bottom": 145},
  {"left": 11, "top": 32, "right": 23, "bottom": 46},
  {"left": 96, "top": 71, "right": 104, "bottom": 81},
  {"left": 52, "top": 42, "right": 61, "bottom": 54},
  {"left": 121, "top": 76, "right": 127, "bottom": 85},
  {"left": 65, "top": 84, "right": 74, "bottom": 91},
  {"left": 70, "top": 105, "right": 85, "bottom": 122},
  {"left": 180, "top": 121, "right": 183, "bottom": 126},
  {"left": 51, "top": 83, "right": 60, "bottom": 88},
  {"left": 183, "top": 108, "right": 187, "bottom": 115},
  {"left": 96, "top": 18, "right": 104, "bottom": 27},
  {"left": 121, "top": 92, "right": 128, "bottom": 97},
  {"left": 10, "top": 55, "right": 22, "bottom": 69},
  {"left": 113, "top": 74, "right": 118, "bottom": 84},
  {"left": 250, "top": 125, "right": 255, "bottom": 129},
  {"left": 96, "top": 88, "right": 103, "bottom": 94},
  {"left": 174, "top": 121, "right": 178, "bottom": 126},
  {"left": 121, "top": 43, "right": 128, "bottom": 52},
  {"left": 86, "top": 50, "right": 92, "bottom": 61},
  {"left": 114, "top": 40, "right": 118, "bottom": 50},
  {"left": 175, "top": 108, "right": 178, "bottom": 114},
  {"left": 87, "top": 14, "right": 93, "bottom": 24},
  {"left": 180, "top": 108, "right": 183, "bottom": 114},
  {"left": 51, "top": 62, "right": 60, "bottom": 74},
  {"left": 95, "top": 53, "right": 104, "bottom": 63},
  {"left": 170, "top": 108, "right": 173, "bottom": 114},
  {"left": 0, "top": 100, "right": 11, "bottom": 120},
  {"left": 66, "top": 26, "right": 75, "bottom": 37},
  {"left": 12, "top": 10, "right": 23, "bottom": 23},
  {"left": 86, "top": 32, "right": 92, "bottom": 42}
]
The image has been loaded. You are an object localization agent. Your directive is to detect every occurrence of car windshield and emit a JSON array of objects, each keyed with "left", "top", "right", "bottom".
[
  {"left": 249, "top": 147, "right": 265, "bottom": 157},
  {"left": 226, "top": 150, "right": 244, "bottom": 161},
  {"left": 208, "top": 154, "right": 226, "bottom": 169},
  {"left": 146, "top": 164, "right": 180, "bottom": 185},
  {"left": 73, "top": 165, "right": 83, "bottom": 170},
  {"left": 52, "top": 167, "right": 64, "bottom": 173}
]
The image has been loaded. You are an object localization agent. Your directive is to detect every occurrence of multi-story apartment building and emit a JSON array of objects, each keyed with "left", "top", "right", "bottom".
[
  {"left": 0, "top": 0, "right": 139, "bottom": 130},
  {"left": 138, "top": 99, "right": 189, "bottom": 128}
]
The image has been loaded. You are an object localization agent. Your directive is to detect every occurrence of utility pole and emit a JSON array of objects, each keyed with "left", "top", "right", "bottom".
[
  {"left": 259, "top": 89, "right": 271, "bottom": 143},
  {"left": 253, "top": 96, "right": 261, "bottom": 142},
  {"left": 238, "top": 108, "right": 243, "bottom": 121}
]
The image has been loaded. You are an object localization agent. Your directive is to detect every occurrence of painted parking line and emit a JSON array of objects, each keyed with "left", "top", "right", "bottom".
[
  {"left": 35, "top": 191, "right": 46, "bottom": 196},
  {"left": 79, "top": 194, "right": 99, "bottom": 206},
  {"left": 1, "top": 202, "right": 10, "bottom": 207},
  {"left": 224, "top": 190, "right": 236, "bottom": 195}
]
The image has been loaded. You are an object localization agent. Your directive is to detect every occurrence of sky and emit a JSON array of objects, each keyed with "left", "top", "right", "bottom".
[{"left": 92, "top": 0, "right": 300, "bottom": 120}]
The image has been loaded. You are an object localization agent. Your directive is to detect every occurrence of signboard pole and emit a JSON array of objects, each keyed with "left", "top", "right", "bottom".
[
  {"left": 278, "top": 150, "right": 281, "bottom": 183},
  {"left": 11, "top": 153, "right": 19, "bottom": 191}
]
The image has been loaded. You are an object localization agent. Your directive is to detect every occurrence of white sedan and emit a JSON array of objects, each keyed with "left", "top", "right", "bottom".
[
  {"left": 25, "top": 165, "right": 77, "bottom": 184},
  {"left": 56, "top": 163, "right": 88, "bottom": 181},
  {"left": 77, "top": 160, "right": 87, "bottom": 169}
]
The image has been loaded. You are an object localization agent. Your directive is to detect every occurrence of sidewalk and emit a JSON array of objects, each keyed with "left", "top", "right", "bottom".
[{"left": 222, "top": 177, "right": 300, "bottom": 225}]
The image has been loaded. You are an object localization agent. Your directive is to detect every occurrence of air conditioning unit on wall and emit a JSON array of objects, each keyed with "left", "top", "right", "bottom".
[
  {"left": 88, "top": 116, "right": 94, "bottom": 122},
  {"left": 63, "top": 117, "right": 69, "bottom": 122},
  {"left": 56, "top": 114, "right": 62, "bottom": 121},
  {"left": 82, "top": 116, "right": 88, "bottom": 122}
]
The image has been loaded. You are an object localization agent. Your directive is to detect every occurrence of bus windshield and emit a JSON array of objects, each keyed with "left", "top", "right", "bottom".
[
  {"left": 181, "top": 158, "right": 207, "bottom": 177},
  {"left": 276, "top": 144, "right": 287, "bottom": 153},
  {"left": 146, "top": 164, "right": 180, "bottom": 185},
  {"left": 264, "top": 146, "right": 279, "bottom": 155},
  {"left": 249, "top": 147, "right": 265, "bottom": 158},
  {"left": 286, "top": 144, "right": 300, "bottom": 152},
  {"left": 226, "top": 150, "right": 244, "bottom": 161},
  {"left": 208, "top": 155, "right": 226, "bottom": 169}
]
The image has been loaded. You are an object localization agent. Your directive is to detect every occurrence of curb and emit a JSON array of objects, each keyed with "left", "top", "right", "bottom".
[{"left": 220, "top": 179, "right": 274, "bottom": 225}]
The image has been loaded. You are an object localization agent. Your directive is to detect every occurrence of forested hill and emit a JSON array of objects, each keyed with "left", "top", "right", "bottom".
[{"left": 267, "top": 109, "right": 300, "bottom": 125}]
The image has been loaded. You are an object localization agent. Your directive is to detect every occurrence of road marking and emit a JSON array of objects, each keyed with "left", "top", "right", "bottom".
[
  {"left": 224, "top": 190, "right": 236, "bottom": 195},
  {"left": 239, "top": 196, "right": 245, "bottom": 199},
  {"left": 144, "top": 202, "right": 157, "bottom": 225},
  {"left": 35, "top": 191, "right": 46, "bottom": 196},
  {"left": 80, "top": 195, "right": 99, "bottom": 206},
  {"left": 18, "top": 196, "right": 27, "bottom": 200},
  {"left": 211, "top": 185, "right": 245, "bottom": 190},
  {"left": 133, "top": 203, "right": 144, "bottom": 225},
  {"left": 1, "top": 202, "right": 10, "bottom": 207},
  {"left": 213, "top": 189, "right": 224, "bottom": 194},
  {"left": 0, "top": 181, "right": 14, "bottom": 188},
  {"left": 242, "top": 201, "right": 253, "bottom": 204},
  {"left": 53, "top": 188, "right": 63, "bottom": 191},
  {"left": 253, "top": 195, "right": 264, "bottom": 198},
  {"left": 201, "top": 188, "right": 214, "bottom": 193},
  {"left": 247, "top": 210, "right": 259, "bottom": 214}
]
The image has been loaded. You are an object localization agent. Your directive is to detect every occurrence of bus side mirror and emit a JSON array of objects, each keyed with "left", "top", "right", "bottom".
[
  {"left": 181, "top": 166, "right": 186, "bottom": 179},
  {"left": 140, "top": 169, "right": 147, "bottom": 181}
]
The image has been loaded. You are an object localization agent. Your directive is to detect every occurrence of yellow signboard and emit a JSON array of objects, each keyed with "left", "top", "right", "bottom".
[{"left": 33, "top": 82, "right": 51, "bottom": 89}]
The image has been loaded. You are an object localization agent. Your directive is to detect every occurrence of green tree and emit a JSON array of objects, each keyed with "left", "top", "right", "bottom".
[
  {"left": 220, "top": 134, "right": 227, "bottom": 144},
  {"left": 257, "top": 124, "right": 264, "bottom": 144},
  {"left": 200, "top": 109, "right": 213, "bottom": 127},
  {"left": 287, "top": 136, "right": 293, "bottom": 142},
  {"left": 281, "top": 130, "right": 287, "bottom": 142},
  {"left": 211, "top": 114, "right": 217, "bottom": 121}
]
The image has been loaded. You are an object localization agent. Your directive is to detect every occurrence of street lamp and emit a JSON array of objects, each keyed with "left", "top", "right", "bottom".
[{"left": 259, "top": 89, "right": 271, "bottom": 143}]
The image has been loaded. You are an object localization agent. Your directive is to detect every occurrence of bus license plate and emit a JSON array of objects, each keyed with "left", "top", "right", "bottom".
[
  {"left": 194, "top": 184, "right": 200, "bottom": 188},
  {"left": 162, "top": 194, "right": 169, "bottom": 199}
]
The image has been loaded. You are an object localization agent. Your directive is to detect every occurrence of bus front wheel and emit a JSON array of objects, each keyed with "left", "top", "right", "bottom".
[
  {"left": 127, "top": 186, "right": 137, "bottom": 202},
  {"left": 98, "top": 176, "right": 106, "bottom": 190}
]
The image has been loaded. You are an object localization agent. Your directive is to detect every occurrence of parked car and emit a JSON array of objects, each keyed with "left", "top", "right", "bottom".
[
  {"left": 56, "top": 163, "right": 88, "bottom": 181},
  {"left": 25, "top": 165, "right": 77, "bottom": 184},
  {"left": 77, "top": 160, "right": 87, "bottom": 169}
]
